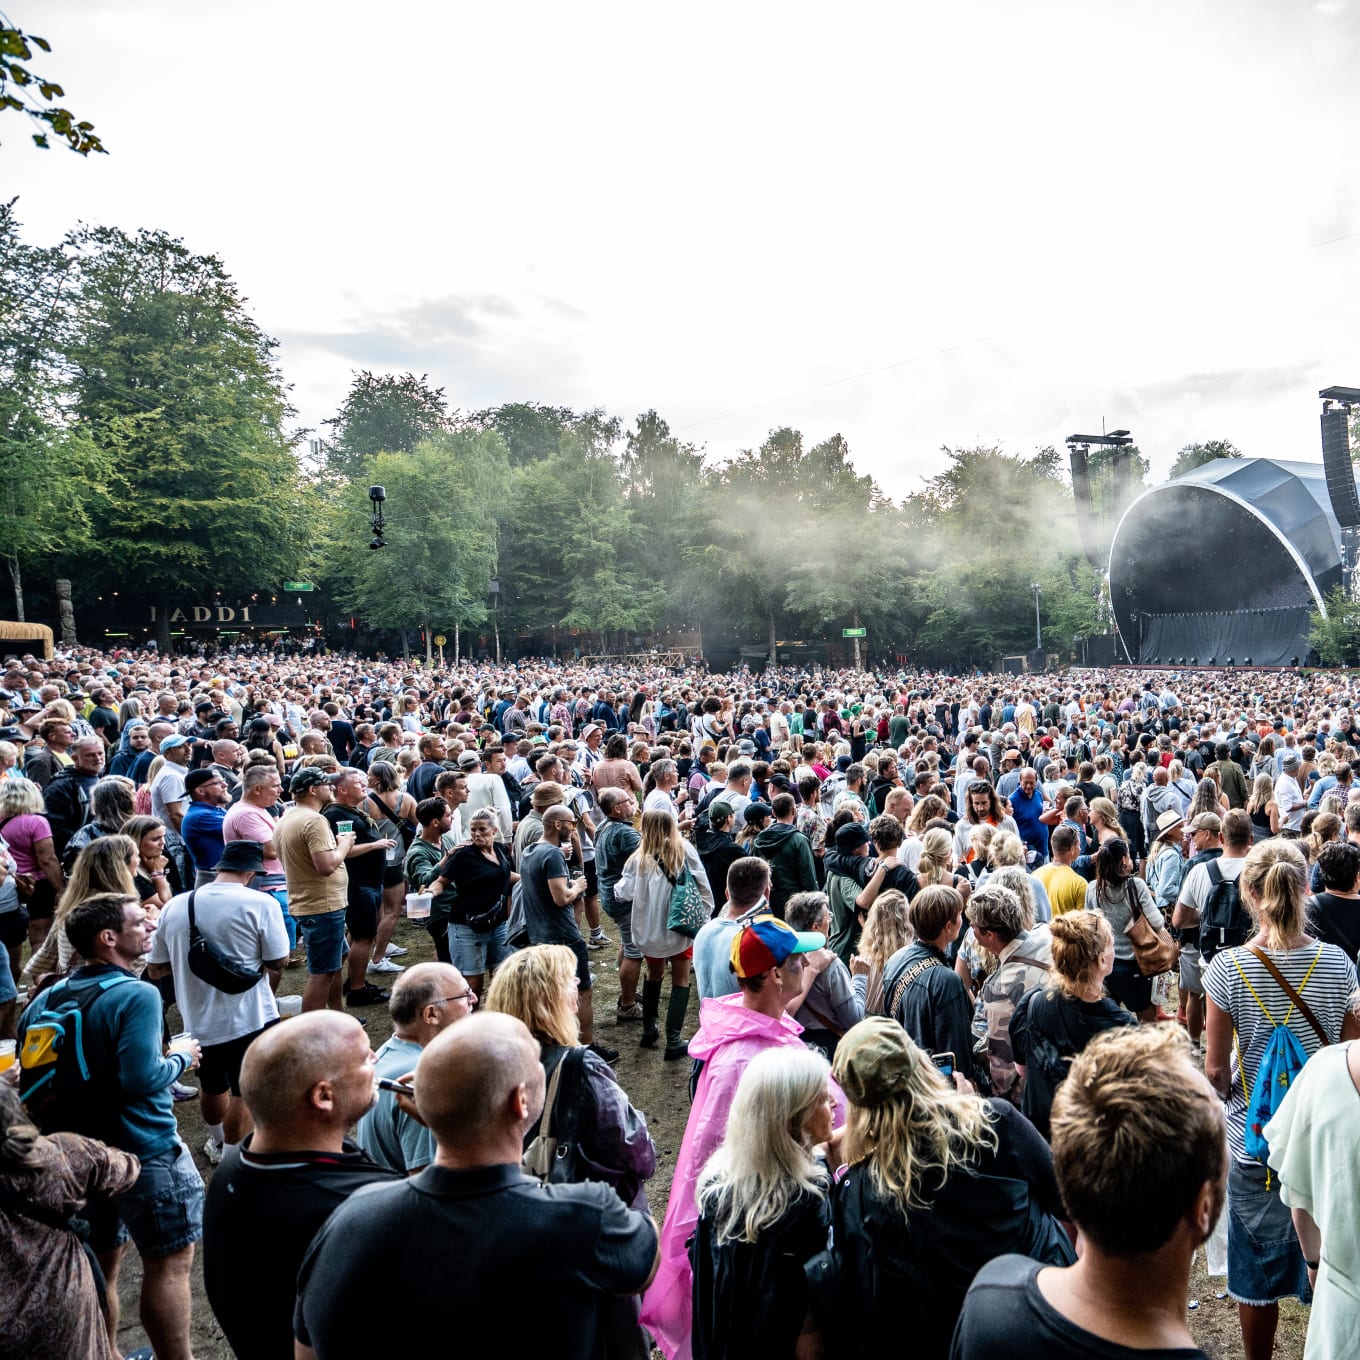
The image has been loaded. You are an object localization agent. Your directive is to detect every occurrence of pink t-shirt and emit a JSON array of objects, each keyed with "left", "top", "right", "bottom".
[
  {"left": 0, "top": 812, "right": 54, "bottom": 876},
  {"left": 223, "top": 802, "right": 282, "bottom": 875}
]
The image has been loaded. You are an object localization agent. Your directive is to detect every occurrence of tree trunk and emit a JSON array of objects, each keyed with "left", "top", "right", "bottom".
[
  {"left": 401, "top": 629, "right": 410, "bottom": 660},
  {"left": 156, "top": 589, "right": 172, "bottom": 654},
  {"left": 56, "top": 579, "right": 76, "bottom": 645},
  {"left": 424, "top": 620, "right": 433, "bottom": 665},
  {"left": 454, "top": 620, "right": 461, "bottom": 664},
  {"left": 7, "top": 554, "right": 22, "bottom": 622},
  {"left": 852, "top": 608, "right": 863, "bottom": 672},
  {"left": 767, "top": 611, "right": 777, "bottom": 670}
]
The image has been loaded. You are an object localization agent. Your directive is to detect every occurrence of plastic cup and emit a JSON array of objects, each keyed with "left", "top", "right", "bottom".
[
  {"left": 169, "top": 1031, "right": 195, "bottom": 1058},
  {"left": 277, "top": 995, "right": 303, "bottom": 1017},
  {"left": 405, "top": 892, "right": 432, "bottom": 920},
  {"left": 0, "top": 1039, "right": 14, "bottom": 1072},
  {"left": 336, "top": 821, "right": 354, "bottom": 836}
]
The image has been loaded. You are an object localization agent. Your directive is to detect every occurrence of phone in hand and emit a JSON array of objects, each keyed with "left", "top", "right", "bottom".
[
  {"left": 378, "top": 1077, "right": 414, "bottom": 1098},
  {"left": 931, "top": 1052, "right": 955, "bottom": 1079}
]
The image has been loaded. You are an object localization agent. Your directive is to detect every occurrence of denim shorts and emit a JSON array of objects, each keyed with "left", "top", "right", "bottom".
[
  {"left": 449, "top": 921, "right": 515, "bottom": 976},
  {"left": 607, "top": 907, "right": 644, "bottom": 962},
  {"left": 1227, "top": 1159, "right": 1313, "bottom": 1306},
  {"left": 295, "top": 908, "right": 349, "bottom": 974},
  {"left": 89, "top": 1142, "right": 205, "bottom": 1257}
]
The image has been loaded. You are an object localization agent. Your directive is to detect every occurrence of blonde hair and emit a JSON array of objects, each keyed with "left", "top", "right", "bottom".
[
  {"left": 859, "top": 889, "right": 912, "bottom": 971},
  {"left": 632, "top": 807, "right": 686, "bottom": 878},
  {"left": 1308, "top": 813, "right": 1341, "bottom": 862},
  {"left": 62, "top": 835, "right": 138, "bottom": 909},
  {"left": 987, "top": 832, "right": 1026, "bottom": 869},
  {"left": 1240, "top": 839, "right": 1308, "bottom": 948},
  {"left": 1048, "top": 911, "right": 1112, "bottom": 997},
  {"left": 915, "top": 829, "right": 954, "bottom": 887},
  {"left": 0, "top": 776, "right": 44, "bottom": 818},
  {"left": 695, "top": 1047, "right": 831, "bottom": 1244},
  {"left": 1247, "top": 773, "right": 1276, "bottom": 815},
  {"left": 483, "top": 944, "right": 580, "bottom": 1047},
  {"left": 1088, "top": 797, "right": 1120, "bottom": 832}
]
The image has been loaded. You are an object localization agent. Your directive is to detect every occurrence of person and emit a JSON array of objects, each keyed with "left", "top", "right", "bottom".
[
  {"left": 595, "top": 787, "right": 645, "bottom": 1020},
  {"left": 202, "top": 1012, "right": 399, "bottom": 1360},
  {"left": 486, "top": 944, "right": 658, "bottom": 1360},
  {"left": 805, "top": 1016, "right": 1073, "bottom": 1360},
  {"left": 690, "top": 1047, "right": 835, "bottom": 1360},
  {"left": 364, "top": 758, "right": 418, "bottom": 971},
  {"left": 1306, "top": 838, "right": 1360, "bottom": 961},
  {"left": 1084, "top": 837, "right": 1165, "bottom": 1022},
  {"left": 1031, "top": 825, "right": 1088, "bottom": 914},
  {"left": 1275, "top": 749, "right": 1307, "bottom": 833},
  {"left": 693, "top": 856, "right": 773, "bottom": 1001},
  {"left": 1247, "top": 772, "right": 1281, "bottom": 840},
  {"left": 643, "top": 913, "right": 838, "bottom": 1358},
  {"left": 180, "top": 766, "right": 230, "bottom": 888},
  {"left": 855, "top": 813, "right": 922, "bottom": 915},
  {"left": 60, "top": 774, "right": 136, "bottom": 874},
  {"left": 851, "top": 887, "right": 911, "bottom": 1016},
  {"left": 787, "top": 890, "right": 863, "bottom": 1058},
  {"left": 1008, "top": 910, "right": 1135, "bottom": 1138},
  {"left": 615, "top": 807, "right": 716, "bottom": 1059},
  {"left": 357, "top": 962, "right": 476, "bottom": 1175},
  {"left": 1144, "top": 808, "right": 1186, "bottom": 917},
  {"left": 1204, "top": 838, "right": 1360, "bottom": 1360},
  {"left": 824, "top": 819, "right": 874, "bottom": 962},
  {"left": 146, "top": 839, "right": 289, "bottom": 1163},
  {"left": 751, "top": 792, "right": 817, "bottom": 915},
  {"left": 519, "top": 803, "right": 614, "bottom": 1057},
  {"left": 952, "top": 1026, "right": 1226, "bottom": 1360},
  {"left": 1263, "top": 1030, "right": 1360, "bottom": 1360},
  {"left": 18, "top": 893, "right": 205, "bottom": 1360},
  {"left": 695, "top": 800, "right": 743, "bottom": 910},
  {"left": 0, "top": 1085, "right": 143, "bottom": 1360},
  {"left": 223, "top": 762, "right": 295, "bottom": 957},
  {"left": 294, "top": 1011, "right": 660, "bottom": 1360},
  {"left": 457, "top": 745, "right": 515, "bottom": 841},
  {"left": 0, "top": 775, "right": 65, "bottom": 949},
  {"left": 41, "top": 734, "right": 106, "bottom": 863},
  {"left": 403, "top": 796, "right": 460, "bottom": 963},
  {"left": 882, "top": 884, "right": 975, "bottom": 1068},
  {"left": 275, "top": 768, "right": 356, "bottom": 1014}
]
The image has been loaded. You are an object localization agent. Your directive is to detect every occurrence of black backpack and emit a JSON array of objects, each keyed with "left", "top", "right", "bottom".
[{"left": 1198, "top": 861, "right": 1252, "bottom": 962}]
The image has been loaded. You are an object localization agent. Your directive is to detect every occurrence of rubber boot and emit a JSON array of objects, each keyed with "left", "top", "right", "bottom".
[
  {"left": 640, "top": 979, "right": 663, "bottom": 1049},
  {"left": 663, "top": 984, "right": 691, "bottom": 1061}
]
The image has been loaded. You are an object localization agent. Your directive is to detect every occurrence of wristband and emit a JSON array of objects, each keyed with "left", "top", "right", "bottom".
[{"left": 1305, "top": 1259, "right": 1319, "bottom": 1270}]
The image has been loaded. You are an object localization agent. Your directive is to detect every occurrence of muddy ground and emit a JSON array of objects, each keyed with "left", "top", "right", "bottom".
[{"left": 116, "top": 915, "right": 1306, "bottom": 1359}]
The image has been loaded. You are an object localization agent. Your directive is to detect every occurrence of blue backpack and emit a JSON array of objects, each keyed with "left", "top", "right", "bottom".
[{"left": 1231, "top": 947, "right": 1327, "bottom": 1162}]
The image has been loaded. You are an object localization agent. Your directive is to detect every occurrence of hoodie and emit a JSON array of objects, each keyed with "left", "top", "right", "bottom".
[
  {"left": 641, "top": 994, "right": 846, "bottom": 1359},
  {"left": 694, "top": 826, "right": 742, "bottom": 909},
  {"left": 751, "top": 821, "right": 817, "bottom": 916}
]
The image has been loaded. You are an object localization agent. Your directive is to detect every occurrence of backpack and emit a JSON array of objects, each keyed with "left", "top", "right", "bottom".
[
  {"left": 1230, "top": 947, "right": 1327, "bottom": 1162},
  {"left": 19, "top": 971, "right": 138, "bottom": 1140},
  {"left": 1199, "top": 861, "right": 1252, "bottom": 963}
]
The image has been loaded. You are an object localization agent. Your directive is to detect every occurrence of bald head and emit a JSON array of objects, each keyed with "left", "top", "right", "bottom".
[
  {"left": 240, "top": 1011, "right": 370, "bottom": 1130},
  {"left": 415, "top": 1011, "right": 544, "bottom": 1147}
]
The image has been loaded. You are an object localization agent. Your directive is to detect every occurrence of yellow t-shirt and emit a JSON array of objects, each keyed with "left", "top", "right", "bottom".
[
  {"left": 1034, "top": 862, "right": 1089, "bottom": 917},
  {"left": 275, "top": 806, "right": 347, "bottom": 916}
]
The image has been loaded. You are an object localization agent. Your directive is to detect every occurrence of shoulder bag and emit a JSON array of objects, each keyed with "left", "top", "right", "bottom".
[
  {"left": 523, "top": 1046, "right": 584, "bottom": 1182},
  {"left": 1124, "top": 882, "right": 1179, "bottom": 977},
  {"left": 186, "top": 888, "right": 265, "bottom": 994},
  {"left": 663, "top": 859, "right": 707, "bottom": 938}
]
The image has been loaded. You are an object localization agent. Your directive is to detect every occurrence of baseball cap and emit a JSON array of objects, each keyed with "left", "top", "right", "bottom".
[
  {"left": 730, "top": 913, "right": 824, "bottom": 978},
  {"left": 457, "top": 751, "right": 481, "bottom": 769},
  {"left": 184, "top": 768, "right": 221, "bottom": 795},
  {"left": 159, "top": 734, "right": 192, "bottom": 753},
  {"left": 834, "top": 822, "right": 871, "bottom": 853},
  {"left": 289, "top": 767, "right": 339, "bottom": 795},
  {"left": 833, "top": 1015, "right": 921, "bottom": 1106},
  {"left": 1188, "top": 811, "right": 1222, "bottom": 834}
]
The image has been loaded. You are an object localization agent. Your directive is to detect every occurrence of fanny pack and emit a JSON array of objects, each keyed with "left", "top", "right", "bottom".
[{"left": 187, "top": 888, "right": 264, "bottom": 994}]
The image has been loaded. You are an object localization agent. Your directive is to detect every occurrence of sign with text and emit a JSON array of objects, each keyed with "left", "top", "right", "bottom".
[
  {"left": 842, "top": 627, "right": 867, "bottom": 638},
  {"left": 99, "top": 597, "right": 317, "bottom": 631}
]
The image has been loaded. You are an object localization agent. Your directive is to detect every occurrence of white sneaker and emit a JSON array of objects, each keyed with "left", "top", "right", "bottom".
[
  {"left": 384, "top": 944, "right": 408, "bottom": 957},
  {"left": 369, "top": 956, "right": 405, "bottom": 974},
  {"left": 203, "top": 1136, "right": 224, "bottom": 1166}
]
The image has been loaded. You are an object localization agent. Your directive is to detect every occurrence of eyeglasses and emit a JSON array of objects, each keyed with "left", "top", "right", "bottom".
[{"left": 432, "top": 990, "right": 476, "bottom": 1006}]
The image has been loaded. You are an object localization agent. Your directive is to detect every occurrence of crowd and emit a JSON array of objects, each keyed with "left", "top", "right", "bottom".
[{"left": 3, "top": 642, "right": 1360, "bottom": 1358}]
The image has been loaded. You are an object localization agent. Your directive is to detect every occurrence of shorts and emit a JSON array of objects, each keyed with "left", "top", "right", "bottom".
[
  {"left": 198, "top": 1022, "right": 276, "bottom": 1098},
  {"left": 1227, "top": 1159, "right": 1313, "bottom": 1306},
  {"left": 449, "top": 921, "right": 515, "bottom": 976},
  {"left": 25, "top": 877, "right": 56, "bottom": 922},
  {"left": 346, "top": 883, "right": 382, "bottom": 941},
  {"left": 566, "top": 935, "right": 593, "bottom": 992},
  {"left": 644, "top": 946, "right": 695, "bottom": 968},
  {"left": 583, "top": 859, "right": 599, "bottom": 896},
  {"left": 294, "top": 908, "right": 349, "bottom": 974},
  {"left": 606, "top": 907, "right": 644, "bottom": 961},
  {"left": 0, "top": 904, "right": 28, "bottom": 949},
  {"left": 382, "top": 863, "right": 407, "bottom": 889},
  {"left": 1106, "top": 957, "right": 1153, "bottom": 1014},
  {"left": 0, "top": 949, "right": 14, "bottom": 1003},
  {"left": 1178, "top": 943, "right": 1205, "bottom": 996},
  {"left": 88, "top": 1142, "right": 204, "bottom": 1257}
]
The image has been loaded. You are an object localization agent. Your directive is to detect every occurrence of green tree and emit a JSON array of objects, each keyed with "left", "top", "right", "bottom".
[
  {"left": 1168, "top": 439, "right": 1242, "bottom": 480},
  {"left": 1308, "top": 586, "right": 1360, "bottom": 668},
  {"left": 0, "top": 17, "right": 103, "bottom": 153},
  {"left": 320, "top": 370, "right": 451, "bottom": 479},
  {"left": 69, "top": 226, "right": 315, "bottom": 650},
  {"left": 468, "top": 402, "right": 621, "bottom": 467}
]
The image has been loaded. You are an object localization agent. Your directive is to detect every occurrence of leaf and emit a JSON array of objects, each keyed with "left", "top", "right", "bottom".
[
  {"left": 31, "top": 132, "right": 48, "bottom": 147},
  {"left": 39, "top": 81, "right": 64, "bottom": 100},
  {"left": 9, "top": 63, "right": 30, "bottom": 85},
  {"left": 30, "top": 34, "right": 52, "bottom": 52}
]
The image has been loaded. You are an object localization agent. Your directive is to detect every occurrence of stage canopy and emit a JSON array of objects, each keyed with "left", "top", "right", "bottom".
[{"left": 1108, "top": 458, "right": 1343, "bottom": 667}]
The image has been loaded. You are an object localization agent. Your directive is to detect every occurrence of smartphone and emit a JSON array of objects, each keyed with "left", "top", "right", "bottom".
[
  {"left": 931, "top": 1052, "right": 955, "bottom": 1079},
  {"left": 377, "top": 1077, "right": 414, "bottom": 1098}
]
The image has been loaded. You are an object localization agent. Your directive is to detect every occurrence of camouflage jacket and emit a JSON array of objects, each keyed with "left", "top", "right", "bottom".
[{"left": 977, "top": 928, "right": 1052, "bottom": 1104}]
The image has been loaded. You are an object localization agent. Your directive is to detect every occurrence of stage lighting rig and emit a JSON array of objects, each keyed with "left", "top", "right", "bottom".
[{"left": 369, "top": 485, "right": 387, "bottom": 550}]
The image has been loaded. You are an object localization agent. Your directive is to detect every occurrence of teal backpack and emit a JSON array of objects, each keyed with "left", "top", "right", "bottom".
[{"left": 1230, "top": 947, "right": 1327, "bottom": 1163}]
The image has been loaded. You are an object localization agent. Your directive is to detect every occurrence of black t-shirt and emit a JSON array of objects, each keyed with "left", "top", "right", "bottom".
[
  {"left": 951, "top": 1254, "right": 1208, "bottom": 1360},
  {"left": 323, "top": 802, "right": 385, "bottom": 894},
  {"left": 295, "top": 1164, "right": 657, "bottom": 1359},
  {"left": 203, "top": 1138, "right": 399, "bottom": 1360},
  {"left": 89, "top": 704, "right": 120, "bottom": 739},
  {"left": 439, "top": 842, "right": 513, "bottom": 923},
  {"left": 1308, "top": 892, "right": 1360, "bottom": 963}
]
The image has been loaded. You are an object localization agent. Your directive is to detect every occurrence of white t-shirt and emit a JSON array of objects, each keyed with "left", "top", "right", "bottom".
[
  {"left": 148, "top": 883, "right": 290, "bottom": 1044},
  {"left": 151, "top": 763, "right": 188, "bottom": 825}
]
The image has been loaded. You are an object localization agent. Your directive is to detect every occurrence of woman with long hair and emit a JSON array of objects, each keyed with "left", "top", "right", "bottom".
[
  {"left": 915, "top": 827, "right": 962, "bottom": 891},
  {"left": 591, "top": 732, "right": 644, "bottom": 798},
  {"left": 1144, "top": 809, "right": 1186, "bottom": 916},
  {"left": 1086, "top": 797, "right": 1124, "bottom": 849},
  {"left": 120, "top": 815, "right": 179, "bottom": 909},
  {"left": 1115, "top": 761, "right": 1149, "bottom": 862},
  {"left": 0, "top": 776, "right": 65, "bottom": 949},
  {"left": 366, "top": 758, "right": 418, "bottom": 971},
  {"left": 615, "top": 809, "right": 715, "bottom": 1059},
  {"left": 852, "top": 888, "right": 912, "bottom": 1016},
  {"left": 691, "top": 1047, "right": 835, "bottom": 1360},
  {"left": 1083, "top": 837, "right": 1165, "bottom": 1022},
  {"left": 807, "top": 1016, "right": 1073, "bottom": 1359},
  {"left": 1205, "top": 839, "right": 1360, "bottom": 1360},
  {"left": 0, "top": 1085, "right": 141, "bottom": 1360},
  {"left": 1246, "top": 772, "right": 1281, "bottom": 841},
  {"left": 1008, "top": 910, "right": 1135, "bottom": 1138}
]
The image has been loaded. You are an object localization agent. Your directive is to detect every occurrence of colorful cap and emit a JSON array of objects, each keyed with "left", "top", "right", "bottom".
[{"left": 730, "top": 913, "right": 824, "bottom": 978}]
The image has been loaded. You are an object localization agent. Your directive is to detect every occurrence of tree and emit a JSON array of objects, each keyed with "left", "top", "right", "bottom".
[
  {"left": 1308, "top": 586, "right": 1359, "bottom": 668},
  {"left": 69, "top": 226, "right": 315, "bottom": 650},
  {"left": 0, "top": 18, "right": 103, "bottom": 153},
  {"left": 320, "top": 371, "right": 451, "bottom": 479},
  {"left": 1169, "top": 439, "right": 1242, "bottom": 480},
  {"left": 468, "top": 402, "right": 621, "bottom": 467}
]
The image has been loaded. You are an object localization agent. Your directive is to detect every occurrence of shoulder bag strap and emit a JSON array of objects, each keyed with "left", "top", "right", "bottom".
[
  {"left": 537, "top": 1047, "right": 570, "bottom": 1141},
  {"left": 1249, "top": 947, "right": 1329, "bottom": 1047}
]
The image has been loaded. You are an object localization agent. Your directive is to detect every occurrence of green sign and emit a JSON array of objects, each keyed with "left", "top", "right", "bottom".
[
  {"left": 842, "top": 627, "right": 866, "bottom": 638},
  {"left": 283, "top": 581, "right": 315, "bottom": 592}
]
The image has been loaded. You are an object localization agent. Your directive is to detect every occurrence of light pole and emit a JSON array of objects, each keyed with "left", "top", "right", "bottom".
[{"left": 1031, "top": 582, "right": 1042, "bottom": 652}]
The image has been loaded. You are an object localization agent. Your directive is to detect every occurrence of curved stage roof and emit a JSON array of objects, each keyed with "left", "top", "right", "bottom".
[{"left": 1108, "top": 458, "right": 1344, "bottom": 667}]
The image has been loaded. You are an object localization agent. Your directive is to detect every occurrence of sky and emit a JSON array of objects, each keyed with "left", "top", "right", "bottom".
[{"left": 5, "top": 0, "right": 1360, "bottom": 499}]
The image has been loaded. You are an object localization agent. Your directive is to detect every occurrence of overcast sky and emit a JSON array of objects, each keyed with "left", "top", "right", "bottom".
[{"left": 6, "top": 0, "right": 1360, "bottom": 498}]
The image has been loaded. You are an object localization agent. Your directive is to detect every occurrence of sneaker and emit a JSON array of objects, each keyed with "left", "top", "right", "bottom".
[
  {"left": 171, "top": 1081, "right": 198, "bottom": 1102},
  {"left": 587, "top": 1041, "right": 621, "bottom": 1063},
  {"left": 202, "top": 1136, "right": 224, "bottom": 1166},
  {"left": 369, "top": 956, "right": 405, "bottom": 974},
  {"left": 615, "top": 1002, "right": 643, "bottom": 1023},
  {"left": 586, "top": 932, "right": 609, "bottom": 950},
  {"left": 384, "top": 944, "right": 408, "bottom": 957},
  {"left": 346, "top": 983, "right": 390, "bottom": 1008}
]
